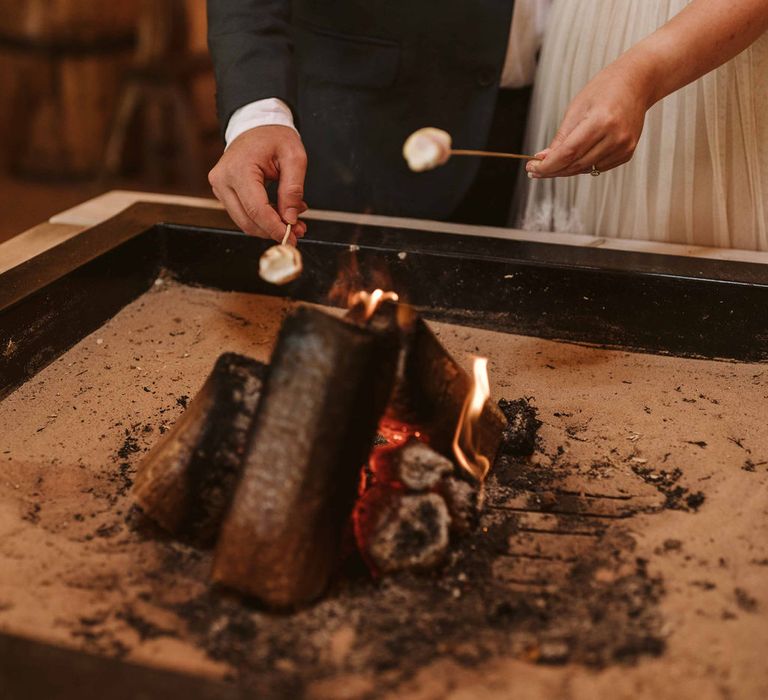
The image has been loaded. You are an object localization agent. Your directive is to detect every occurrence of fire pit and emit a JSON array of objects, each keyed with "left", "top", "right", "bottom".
[{"left": 1, "top": 203, "right": 767, "bottom": 699}]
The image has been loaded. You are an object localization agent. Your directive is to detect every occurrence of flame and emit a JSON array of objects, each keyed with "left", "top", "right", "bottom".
[
  {"left": 328, "top": 242, "right": 363, "bottom": 307},
  {"left": 452, "top": 357, "right": 491, "bottom": 482},
  {"left": 348, "top": 289, "right": 400, "bottom": 321}
]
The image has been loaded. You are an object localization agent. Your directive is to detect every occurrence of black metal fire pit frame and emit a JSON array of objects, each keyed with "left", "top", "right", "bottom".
[
  {"left": 2, "top": 202, "right": 768, "bottom": 402},
  {"left": 1, "top": 202, "right": 768, "bottom": 698}
]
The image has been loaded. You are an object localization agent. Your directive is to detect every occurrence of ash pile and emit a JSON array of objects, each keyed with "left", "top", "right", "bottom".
[{"left": 133, "top": 291, "right": 524, "bottom": 609}]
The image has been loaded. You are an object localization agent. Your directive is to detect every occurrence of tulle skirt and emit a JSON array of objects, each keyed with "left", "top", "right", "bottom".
[{"left": 517, "top": 0, "right": 768, "bottom": 251}]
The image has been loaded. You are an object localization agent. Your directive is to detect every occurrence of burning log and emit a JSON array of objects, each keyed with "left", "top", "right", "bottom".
[
  {"left": 392, "top": 317, "right": 506, "bottom": 479},
  {"left": 354, "top": 487, "right": 451, "bottom": 574},
  {"left": 212, "top": 307, "right": 399, "bottom": 608},
  {"left": 345, "top": 289, "right": 400, "bottom": 330},
  {"left": 348, "top": 294, "right": 500, "bottom": 574},
  {"left": 348, "top": 293, "right": 505, "bottom": 480},
  {"left": 132, "top": 353, "right": 265, "bottom": 546}
]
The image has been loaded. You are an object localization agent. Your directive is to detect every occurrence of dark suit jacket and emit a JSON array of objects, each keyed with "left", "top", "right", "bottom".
[{"left": 208, "top": 1, "right": 516, "bottom": 219}]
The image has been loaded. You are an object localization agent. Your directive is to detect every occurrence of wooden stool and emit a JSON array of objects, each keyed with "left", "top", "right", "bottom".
[{"left": 101, "top": 0, "right": 211, "bottom": 190}]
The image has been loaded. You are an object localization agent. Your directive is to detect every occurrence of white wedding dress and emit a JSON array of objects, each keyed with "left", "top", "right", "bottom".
[{"left": 517, "top": 0, "right": 768, "bottom": 251}]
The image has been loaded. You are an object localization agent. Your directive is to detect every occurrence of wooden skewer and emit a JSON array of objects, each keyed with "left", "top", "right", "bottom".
[{"left": 451, "top": 149, "right": 537, "bottom": 161}]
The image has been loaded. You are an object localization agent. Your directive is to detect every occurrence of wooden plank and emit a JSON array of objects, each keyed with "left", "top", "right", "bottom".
[
  {"left": 49, "top": 190, "right": 224, "bottom": 227},
  {"left": 0, "top": 222, "right": 85, "bottom": 274},
  {"left": 47, "top": 191, "right": 768, "bottom": 267}
]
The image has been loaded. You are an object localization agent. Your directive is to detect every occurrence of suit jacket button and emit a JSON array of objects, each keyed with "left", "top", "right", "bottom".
[{"left": 477, "top": 69, "right": 496, "bottom": 87}]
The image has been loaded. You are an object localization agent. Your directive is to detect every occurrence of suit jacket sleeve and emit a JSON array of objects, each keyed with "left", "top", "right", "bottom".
[{"left": 207, "top": 0, "right": 296, "bottom": 136}]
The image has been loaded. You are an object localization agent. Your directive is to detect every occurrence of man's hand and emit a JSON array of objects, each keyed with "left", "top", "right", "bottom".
[{"left": 208, "top": 125, "right": 308, "bottom": 244}]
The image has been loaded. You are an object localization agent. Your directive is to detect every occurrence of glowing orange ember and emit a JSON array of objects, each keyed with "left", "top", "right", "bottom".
[
  {"left": 452, "top": 357, "right": 491, "bottom": 482},
  {"left": 348, "top": 289, "right": 400, "bottom": 321},
  {"left": 357, "top": 417, "right": 426, "bottom": 497},
  {"left": 377, "top": 416, "right": 425, "bottom": 446}
]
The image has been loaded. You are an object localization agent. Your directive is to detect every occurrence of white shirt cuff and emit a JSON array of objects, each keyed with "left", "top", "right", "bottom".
[{"left": 224, "top": 98, "right": 298, "bottom": 148}]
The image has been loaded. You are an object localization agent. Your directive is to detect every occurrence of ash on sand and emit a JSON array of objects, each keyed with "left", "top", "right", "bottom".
[{"left": 120, "top": 396, "right": 666, "bottom": 698}]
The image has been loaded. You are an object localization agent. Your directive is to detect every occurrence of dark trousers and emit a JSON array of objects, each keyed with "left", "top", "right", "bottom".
[{"left": 450, "top": 86, "right": 532, "bottom": 227}]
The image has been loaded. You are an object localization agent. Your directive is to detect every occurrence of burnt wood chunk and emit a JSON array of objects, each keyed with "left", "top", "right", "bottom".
[
  {"left": 354, "top": 487, "right": 451, "bottom": 574},
  {"left": 212, "top": 307, "right": 399, "bottom": 608},
  {"left": 132, "top": 353, "right": 265, "bottom": 546},
  {"left": 371, "top": 438, "right": 453, "bottom": 491},
  {"left": 394, "top": 317, "right": 506, "bottom": 470},
  {"left": 497, "top": 398, "right": 541, "bottom": 456},
  {"left": 438, "top": 477, "right": 484, "bottom": 534}
]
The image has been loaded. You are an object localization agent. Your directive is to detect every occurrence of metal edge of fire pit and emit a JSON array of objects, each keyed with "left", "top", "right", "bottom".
[
  {"left": 163, "top": 218, "right": 768, "bottom": 362},
  {"left": 2, "top": 200, "right": 768, "bottom": 403},
  {"left": 147, "top": 206, "right": 768, "bottom": 368},
  {"left": 1, "top": 200, "right": 768, "bottom": 697}
]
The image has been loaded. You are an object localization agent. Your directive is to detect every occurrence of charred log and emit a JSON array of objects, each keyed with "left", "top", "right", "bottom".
[
  {"left": 132, "top": 353, "right": 265, "bottom": 546},
  {"left": 212, "top": 307, "right": 399, "bottom": 608},
  {"left": 393, "top": 316, "right": 506, "bottom": 470},
  {"left": 354, "top": 487, "right": 451, "bottom": 574},
  {"left": 370, "top": 437, "right": 453, "bottom": 491},
  {"left": 350, "top": 300, "right": 505, "bottom": 474}
]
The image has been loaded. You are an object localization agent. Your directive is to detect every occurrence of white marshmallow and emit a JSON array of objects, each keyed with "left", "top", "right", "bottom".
[
  {"left": 403, "top": 127, "right": 452, "bottom": 172},
  {"left": 259, "top": 244, "right": 303, "bottom": 285}
]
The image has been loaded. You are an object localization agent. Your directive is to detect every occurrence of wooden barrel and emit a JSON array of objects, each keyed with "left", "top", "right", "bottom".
[
  {"left": 185, "top": 0, "right": 218, "bottom": 139},
  {"left": 0, "top": 1, "right": 140, "bottom": 178},
  {"left": 0, "top": 1, "right": 138, "bottom": 45}
]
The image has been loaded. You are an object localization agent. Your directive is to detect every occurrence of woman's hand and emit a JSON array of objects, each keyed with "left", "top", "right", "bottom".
[
  {"left": 527, "top": 58, "right": 654, "bottom": 179},
  {"left": 528, "top": 0, "right": 768, "bottom": 180}
]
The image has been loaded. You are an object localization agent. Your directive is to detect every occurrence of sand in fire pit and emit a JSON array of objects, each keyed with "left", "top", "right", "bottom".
[{"left": 0, "top": 282, "right": 766, "bottom": 699}]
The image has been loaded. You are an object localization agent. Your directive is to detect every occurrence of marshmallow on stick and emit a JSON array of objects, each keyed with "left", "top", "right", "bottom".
[
  {"left": 403, "top": 128, "right": 453, "bottom": 172},
  {"left": 403, "top": 127, "right": 536, "bottom": 173},
  {"left": 259, "top": 224, "right": 303, "bottom": 285}
]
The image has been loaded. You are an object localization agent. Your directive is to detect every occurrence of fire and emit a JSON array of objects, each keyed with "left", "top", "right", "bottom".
[
  {"left": 377, "top": 416, "right": 425, "bottom": 446},
  {"left": 452, "top": 357, "right": 491, "bottom": 482},
  {"left": 357, "top": 417, "right": 426, "bottom": 497},
  {"left": 348, "top": 289, "right": 400, "bottom": 321}
]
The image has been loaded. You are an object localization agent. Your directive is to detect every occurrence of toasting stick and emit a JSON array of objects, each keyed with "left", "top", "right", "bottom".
[
  {"left": 258, "top": 222, "right": 303, "bottom": 285},
  {"left": 450, "top": 149, "right": 534, "bottom": 160},
  {"left": 403, "top": 127, "right": 536, "bottom": 173}
]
